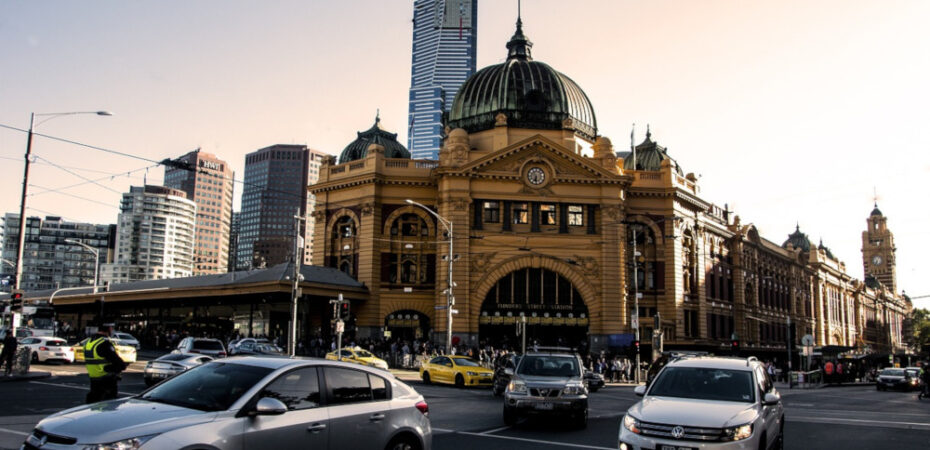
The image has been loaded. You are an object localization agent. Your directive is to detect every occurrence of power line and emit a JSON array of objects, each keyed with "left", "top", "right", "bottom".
[
  {"left": 32, "top": 155, "right": 123, "bottom": 194},
  {"left": 29, "top": 184, "right": 118, "bottom": 209},
  {"left": 29, "top": 162, "right": 155, "bottom": 197}
]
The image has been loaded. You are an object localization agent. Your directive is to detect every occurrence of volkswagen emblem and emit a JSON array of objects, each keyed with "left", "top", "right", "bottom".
[
  {"left": 539, "top": 389, "right": 549, "bottom": 396},
  {"left": 671, "top": 426, "right": 685, "bottom": 439}
]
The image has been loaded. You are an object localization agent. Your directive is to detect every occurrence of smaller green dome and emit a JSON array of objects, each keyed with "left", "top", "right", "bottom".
[
  {"left": 622, "top": 127, "right": 683, "bottom": 175},
  {"left": 339, "top": 115, "right": 410, "bottom": 164},
  {"left": 870, "top": 203, "right": 883, "bottom": 217},
  {"left": 782, "top": 224, "right": 811, "bottom": 251}
]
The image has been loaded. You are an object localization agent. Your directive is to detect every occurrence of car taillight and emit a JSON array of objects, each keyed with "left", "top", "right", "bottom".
[
  {"left": 415, "top": 400, "right": 429, "bottom": 416},
  {"left": 218, "top": 352, "right": 226, "bottom": 357},
  {"left": 39, "top": 346, "right": 49, "bottom": 351}
]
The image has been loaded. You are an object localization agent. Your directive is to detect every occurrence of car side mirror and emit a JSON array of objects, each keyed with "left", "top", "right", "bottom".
[
  {"left": 762, "top": 392, "right": 780, "bottom": 406},
  {"left": 634, "top": 385, "right": 646, "bottom": 397},
  {"left": 252, "top": 397, "right": 288, "bottom": 416},
  {"left": 504, "top": 368, "right": 514, "bottom": 376}
]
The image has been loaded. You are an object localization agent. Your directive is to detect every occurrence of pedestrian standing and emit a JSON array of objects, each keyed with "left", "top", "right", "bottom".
[
  {"left": 84, "top": 321, "right": 128, "bottom": 404},
  {"left": 1, "top": 331, "right": 17, "bottom": 376}
]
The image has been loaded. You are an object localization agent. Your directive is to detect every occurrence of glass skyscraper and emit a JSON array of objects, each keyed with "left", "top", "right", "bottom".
[{"left": 407, "top": 0, "right": 478, "bottom": 160}]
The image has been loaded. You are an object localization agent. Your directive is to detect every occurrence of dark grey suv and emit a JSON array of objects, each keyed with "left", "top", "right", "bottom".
[{"left": 502, "top": 350, "right": 588, "bottom": 428}]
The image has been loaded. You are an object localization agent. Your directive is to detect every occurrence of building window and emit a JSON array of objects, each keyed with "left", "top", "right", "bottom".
[
  {"left": 483, "top": 201, "right": 500, "bottom": 223},
  {"left": 684, "top": 310, "right": 699, "bottom": 338},
  {"left": 512, "top": 203, "right": 529, "bottom": 224},
  {"left": 539, "top": 204, "right": 556, "bottom": 225},
  {"left": 568, "top": 205, "right": 583, "bottom": 226}
]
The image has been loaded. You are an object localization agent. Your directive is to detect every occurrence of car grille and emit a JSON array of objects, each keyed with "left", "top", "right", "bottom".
[
  {"left": 24, "top": 428, "right": 78, "bottom": 448},
  {"left": 529, "top": 388, "right": 562, "bottom": 398},
  {"left": 638, "top": 420, "right": 726, "bottom": 442}
]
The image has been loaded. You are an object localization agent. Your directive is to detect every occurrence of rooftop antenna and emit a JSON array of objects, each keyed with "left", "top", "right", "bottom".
[{"left": 631, "top": 123, "right": 637, "bottom": 170}]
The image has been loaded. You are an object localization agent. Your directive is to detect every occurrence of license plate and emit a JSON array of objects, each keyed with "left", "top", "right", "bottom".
[
  {"left": 55, "top": 353, "right": 65, "bottom": 356},
  {"left": 534, "top": 402, "right": 553, "bottom": 410},
  {"left": 661, "top": 446, "right": 695, "bottom": 450}
]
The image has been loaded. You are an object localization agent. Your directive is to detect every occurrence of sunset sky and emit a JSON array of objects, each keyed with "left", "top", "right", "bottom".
[{"left": 1, "top": 0, "right": 928, "bottom": 307}]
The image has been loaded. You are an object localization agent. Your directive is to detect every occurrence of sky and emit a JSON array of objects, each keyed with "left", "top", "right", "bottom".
[{"left": 1, "top": 0, "right": 928, "bottom": 308}]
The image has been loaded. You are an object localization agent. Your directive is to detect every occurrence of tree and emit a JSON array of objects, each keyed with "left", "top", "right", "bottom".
[{"left": 907, "top": 308, "right": 930, "bottom": 357}]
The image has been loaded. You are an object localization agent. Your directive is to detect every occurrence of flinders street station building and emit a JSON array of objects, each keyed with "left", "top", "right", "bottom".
[{"left": 310, "top": 19, "right": 911, "bottom": 363}]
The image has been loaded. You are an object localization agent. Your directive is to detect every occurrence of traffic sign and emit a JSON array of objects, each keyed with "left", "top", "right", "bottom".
[
  {"left": 435, "top": 305, "right": 447, "bottom": 310},
  {"left": 450, "top": 309, "right": 459, "bottom": 314},
  {"left": 801, "top": 334, "right": 814, "bottom": 346},
  {"left": 335, "top": 320, "right": 344, "bottom": 333}
]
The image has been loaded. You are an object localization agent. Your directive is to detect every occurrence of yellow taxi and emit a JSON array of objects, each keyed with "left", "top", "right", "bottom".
[
  {"left": 419, "top": 355, "right": 494, "bottom": 387},
  {"left": 325, "top": 347, "right": 389, "bottom": 370},
  {"left": 72, "top": 337, "right": 138, "bottom": 364}
]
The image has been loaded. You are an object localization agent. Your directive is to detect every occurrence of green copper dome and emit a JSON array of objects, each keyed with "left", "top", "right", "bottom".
[
  {"left": 622, "top": 127, "right": 683, "bottom": 175},
  {"left": 448, "top": 19, "right": 597, "bottom": 139},
  {"left": 782, "top": 224, "right": 811, "bottom": 252},
  {"left": 339, "top": 115, "right": 410, "bottom": 164}
]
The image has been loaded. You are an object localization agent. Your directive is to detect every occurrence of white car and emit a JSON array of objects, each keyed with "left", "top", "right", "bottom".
[
  {"left": 19, "top": 337, "right": 75, "bottom": 363},
  {"left": 619, "top": 356, "right": 784, "bottom": 450},
  {"left": 111, "top": 332, "right": 140, "bottom": 349}
]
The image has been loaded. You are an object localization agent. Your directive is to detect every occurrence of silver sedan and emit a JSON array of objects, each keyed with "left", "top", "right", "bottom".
[
  {"left": 23, "top": 357, "right": 432, "bottom": 450},
  {"left": 143, "top": 353, "right": 214, "bottom": 386}
]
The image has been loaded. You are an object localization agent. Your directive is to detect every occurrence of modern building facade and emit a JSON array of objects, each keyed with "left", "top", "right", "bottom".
[
  {"left": 228, "top": 211, "right": 240, "bottom": 273},
  {"left": 1, "top": 213, "right": 114, "bottom": 292},
  {"left": 101, "top": 185, "right": 196, "bottom": 284},
  {"left": 407, "top": 0, "right": 478, "bottom": 159},
  {"left": 164, "top": 149, "right": 235, "bottom": 276},
  {"left": 304, "top": 148, "right": 331, "bottom": 265},
  {"left": 237, "top": 144, "right": 310, "bottom": 270},
  {"left": 311, "top": 18, "right": 911, "bottom": 362}
]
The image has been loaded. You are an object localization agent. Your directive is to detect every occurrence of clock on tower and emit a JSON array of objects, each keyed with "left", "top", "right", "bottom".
[{"left": 861, "top": 203, "right": 896, "bottom": 292}]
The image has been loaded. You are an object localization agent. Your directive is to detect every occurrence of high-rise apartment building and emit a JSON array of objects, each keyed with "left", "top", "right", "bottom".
[
  {"left": 228, "top": 211, "right": 240, "bottom": 272},
  {"left": 101, "top": 185, "right": 196, "bottom": 284},
  {"left": 1, "top": 213, "right": 115, "bottom": 291},
  {"left": 303, "top": 149, "right": 330, "bottom": 265},
  {"left": 237, "top": 145, "right": 310, "bottom": 270},
  {"left": 407, "top": 0, "right": 478, "bottom": 160},
  {"left": 164, "top": 149, "right": 235, "bottom": 275}
]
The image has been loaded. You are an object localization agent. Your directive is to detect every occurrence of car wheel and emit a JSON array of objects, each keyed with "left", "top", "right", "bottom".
[
  {"left": 573, "top": 410, "right": 588, "bottom": 429},
  {"left": 144, "top": 378, "right": 155, "bottom": 387},
  {"left": 775, "top": 418, "right": 785, "bottom": 450},
  {"left": 385, "top": 435, "right": 420, "bottom": 450},
  {"left": 31, "top": 352, "right": 39, "bottom": 363},
  {"left": 589, "top": 386, "right": 600, "bottom": 393},
  {"left": 422, "top": 372, "right": 431, "bottom": 385},
  {"left": 455, "top": 374, "right": 465, "bottom": 388},
  {"left": 503, "top": 405, "right": 517, "bottom": 426},
  {"left": 758, "top": 433, "right": 767, "bottom": 450},
  {"left": 493, "top": 385, "right": 503, "bottom": 396}
]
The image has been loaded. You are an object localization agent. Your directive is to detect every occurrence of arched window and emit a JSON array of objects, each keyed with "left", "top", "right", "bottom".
[
  {"left": 329, "top": 215, "right": 358, "bottom": 278},
  {"left": 382, "top": 213, "right": 434, "bottom": 286}
]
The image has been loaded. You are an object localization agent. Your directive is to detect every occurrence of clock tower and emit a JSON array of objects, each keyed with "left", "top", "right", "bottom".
[{"left": 862, "top": 203, "right": 897, "bottom": 293}]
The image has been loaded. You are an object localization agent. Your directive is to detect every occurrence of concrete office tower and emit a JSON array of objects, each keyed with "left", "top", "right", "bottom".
[
  {"left": 0, "top": 213, "right": 115, "bottom": 291},
  {"left": 304, "top": 149, "right": 330, "bottom": 265},
  {"left": 164, "top": 149, "right": 235, "bottom": 275},
  {"left": 228, "top": 211, "right": 240, "bottom": 273},
  {"left": 407, "top": 0, "right": 478, "bottom": 160},
  {"left": 237, "top": 145, "right": 310, "bottom": 270},
  {"left": 102, "top": 186, "right": 196, "bottom": 284}
]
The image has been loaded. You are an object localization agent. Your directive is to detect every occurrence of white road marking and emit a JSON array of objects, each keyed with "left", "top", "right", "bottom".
[
  {"left": 0, "top": 427, "right": 30, "bottom": 437},
  {"left": 29, "top": 380, "right": 137, "bottom": 396},
  {"left": 479, "top": 425, "right": 511, "bottom": 434},
  {"left": 789, "top": 415, "right": 930, "bottom": 430},
  {"left": 454, "top": 431, "right": 616, "bottom": 449}
]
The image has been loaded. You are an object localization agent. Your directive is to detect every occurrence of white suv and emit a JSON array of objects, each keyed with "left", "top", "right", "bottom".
[{"left": 619, "top": 356, "right": 784, "bottom": 450}]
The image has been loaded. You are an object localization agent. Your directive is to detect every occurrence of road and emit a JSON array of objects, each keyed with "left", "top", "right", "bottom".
[{"left": 1, "top": 361, "right": 929, "bottom": 449}]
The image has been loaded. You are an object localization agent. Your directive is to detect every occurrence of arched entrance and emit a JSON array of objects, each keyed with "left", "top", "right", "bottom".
[
  {"left": 385, "top": 310, "right": 430, "bottom": 342},
  {"left": 478, "top": 267, "right": 589, "bottom": 349}
]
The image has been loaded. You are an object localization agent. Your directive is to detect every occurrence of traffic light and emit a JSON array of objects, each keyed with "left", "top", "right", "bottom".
[
  {"left": 339, "top": 301, "right": 350, "bottom": 318},
  {"left": 731, "top": 339, "right": 740, "bottom": 353},
  {"left": 10, "top": 290, "right": 23, "bottom": 313},
  {"left": 633, "top": 340, "right": 640, "bottom": 351}
]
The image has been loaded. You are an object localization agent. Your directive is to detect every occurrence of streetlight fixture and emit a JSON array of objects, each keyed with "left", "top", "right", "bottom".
[
  {"left": 405, "top": 199, "right": 455, "bottom": 354},
  {"left": 14, "top": 111, "right": 113, "bottom": 291},
  {"left": 64, "top": 239, "right": 100, "bottom": 294}
]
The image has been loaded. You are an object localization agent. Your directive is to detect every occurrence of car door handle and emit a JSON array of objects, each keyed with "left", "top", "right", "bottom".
[
  {"left": 369, "top": 413, "right": 385, "bottom": 422},
  {"left": 307, "top": 423, "right": 327, "bottom": 433}
]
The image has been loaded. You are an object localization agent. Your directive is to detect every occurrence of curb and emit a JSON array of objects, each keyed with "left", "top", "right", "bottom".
[{"left": 0, "top": 371, "right": 51, "bottom": 382}]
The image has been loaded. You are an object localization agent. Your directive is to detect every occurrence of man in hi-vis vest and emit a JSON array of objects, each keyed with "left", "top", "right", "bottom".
[{"left": 84, "top": 320, "right": 127, "bottom": 404}]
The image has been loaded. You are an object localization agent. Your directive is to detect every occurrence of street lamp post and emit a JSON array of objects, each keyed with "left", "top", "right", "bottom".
[
  {"left": 14, "top": 111, "right": 112, "bottom": 291},
  {"left": 64, "top": 239, "right": 100, "bottom": 294},
  {"left": 406, "top": 199, "right": 455, "bottom": 354}
]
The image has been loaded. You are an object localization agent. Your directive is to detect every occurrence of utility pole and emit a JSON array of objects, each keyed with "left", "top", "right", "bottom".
[
  {"left": 330, "top": 294, "right": 346, "bottom": 360},
  {"left": 515, "top": 314, "right": 527, "bottom": 355},
  {"left": 632, "top": 225, "right": 641, "bottom": 383},
  {"left": 288, "top": 210, "right": 306, "bottom": 357}
]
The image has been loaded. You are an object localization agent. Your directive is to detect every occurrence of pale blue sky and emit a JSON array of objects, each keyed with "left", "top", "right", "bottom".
[{"left": 1, "top": 0, "right": 928, "bottom": 307}]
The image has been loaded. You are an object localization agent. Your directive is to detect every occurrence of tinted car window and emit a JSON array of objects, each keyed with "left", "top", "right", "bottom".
[
  {"left": 142, "top": 362, "right": 273, "bottom": 412},
  {"left": 650, "top": 367, "right": 755, "bottom": 403},
  {"left": 44, "top": 340, "right": 67, "bottom": 347},
  {"left": 262, "top": 367, "right": 321, "bottom": 410},
  {"left": 325, "top": 367, "right": 373, "bottom": 405},
  {"left": 429, "top": 356, "right": 443, "bottom": 365},
  {"left": 193, "top": 340, "right": 224, "bottom": 350},
  {"left": 518, "top": 355, "right": 580, "bottom": 377},
  {"left": 159, "top": 353, "right": 195, "bottom": 362},
  {"left": 370, "top": 374, "right": 388, "bottom": 400},
  {"left": 451, "top": 357, "right": 480, "bottom": 367}
]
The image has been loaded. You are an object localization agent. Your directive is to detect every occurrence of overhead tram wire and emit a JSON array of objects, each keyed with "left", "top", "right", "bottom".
[
  {"left": 29, "top": 185, "right": 119, "bottom": 208},
  {"left": 31, "top": 155, "right": 124, "bottom": 194},
  {"left": 28, "top": 163, "right": 156, "bottom": 197}
]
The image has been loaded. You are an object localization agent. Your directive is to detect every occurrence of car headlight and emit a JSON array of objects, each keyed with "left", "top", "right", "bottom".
[
  {"left": 507, "top": 380, "right": 527, "bottom": 394},
  {"left": 82, "top": 434, "right": 157, "bottom": 450},
  {"left": 622, "top": 414, "right": 641, "bottom": 434},
  {"left": 723, "top": 423, "right": 753, "bottom": 441},
  {"left": 467, "top": 371, "right": 479, "bottom": 376},
  {"left": 562, "top": 384, "right": 587, "bottom": 395}
]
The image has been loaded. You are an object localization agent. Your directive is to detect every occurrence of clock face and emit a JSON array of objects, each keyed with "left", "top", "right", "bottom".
[
  {"left": 526, "top": 167, "right": 546, "bottom": 185},
  {"left": 872, "top": 255, "right": 883, "bottom": 266}
]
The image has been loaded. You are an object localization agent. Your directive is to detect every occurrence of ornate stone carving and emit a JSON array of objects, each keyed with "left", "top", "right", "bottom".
[
  {"left": 471, "top": 252, "right": 496, "bottom": 273},
  {"left": 602, "top": 205, "right": 620, "bottom": 222},
  {"left": 321, "top": 155, "right": 337, "bottom": 166},
  {"left": 451, "top": 199, "right": 467, "bottom": 211},
  {"left": 311, "top": 209, "right": 326, "bottom": 221},
  {"left": 562, "top": 117, "right": 574, "bottom": 129},
  {"left": 573, "top": 255, "right": 600, "bottom": 278},
  {"left": 360, "top": 202, "right": 374, "bottom": 216},
  {"left": 495, "top": 113, "right": 508, "bottom": 127},
  {"left": 440, "top": 128, "right": 470, "bottom": 167},
  {"left": 367, "top": 143, "right": 385, "bottom": 155}
]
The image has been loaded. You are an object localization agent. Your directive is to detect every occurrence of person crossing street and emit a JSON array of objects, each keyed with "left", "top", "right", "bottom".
[{"left": 84, "top": 320, "right": 128, "bottom": 404}]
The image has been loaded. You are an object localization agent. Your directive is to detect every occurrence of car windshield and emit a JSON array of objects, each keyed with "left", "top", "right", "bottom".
[
  {"left": 518, "top": 355, "right": 579, "bottom": 377},
  {"left": 881, "top": 369, "right": 905, "bottom": 376},
  {"left": 158, "top": 353, "right": 196, "bottom": 362},
  {"left": 44, "top": 340, "right": 67, "bottom": 347},
  {"left": 649, "top": 367, "right": 755, "bottom": 403},
  {"left": 452, "top": 357, "right": 480, "bottom": 367},
  {"left": 141, "top": 362, "right": 272, "bottom": 412},
  {"left": 355, "top": 349, "right": 374, "bottom": 358},
  {"left": 255, "top": 344, "right": 280, "bottom": 353},
  {"left": 193, "top": 340, "right": 224, "bottom": 350}
]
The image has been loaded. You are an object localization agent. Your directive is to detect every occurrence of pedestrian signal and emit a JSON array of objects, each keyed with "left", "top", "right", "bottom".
[
  {"left": 731, "top": 340, "right": 740, "bottom": 353},
  {"left": 10, "top": 290, "right": 23, "bottom": 312}
]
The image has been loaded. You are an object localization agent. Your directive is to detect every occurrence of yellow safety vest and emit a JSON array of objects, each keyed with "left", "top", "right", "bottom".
[{"left": 84, "top": 337, "right": 110, "bottom": 379}]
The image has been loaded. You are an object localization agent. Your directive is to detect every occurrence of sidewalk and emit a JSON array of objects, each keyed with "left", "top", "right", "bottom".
[{"left": 0, "top": 371, "right": 51, "bottom": 383}]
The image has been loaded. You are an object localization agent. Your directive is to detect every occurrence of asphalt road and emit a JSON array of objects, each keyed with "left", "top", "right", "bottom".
[{"left": 1, "top": 361, "right": 929, "bottom": 450}]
